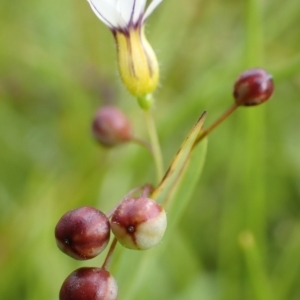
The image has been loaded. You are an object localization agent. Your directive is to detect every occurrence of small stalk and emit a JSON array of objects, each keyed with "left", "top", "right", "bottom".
[
  {"left": 141, "top": 184, "right": 153, "bottom": 198},
  {"left": 143, "top": 108, "right": 164, "bottom": 182},
  {"left": 130, "top": 136, "right": 153, "bottom": 153},
  {"left": 195, "top": 103, "right": 238, "bottom": 145},
  {"left": 102, "top": 238, "right": 118, "bottom": 270}
]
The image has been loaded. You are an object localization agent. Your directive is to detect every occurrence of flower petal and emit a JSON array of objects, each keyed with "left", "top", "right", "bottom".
[
  {"left": 87, "top": 0, "right": 126, "bottom": 28},
  {"left": 132, "top": 0, "right": 147, "bottom": 24},
  {"left": 117, "top": 0, "right": 146, "bottom": 26},
  {"left": 117, "top": 0, "right": 136, "bottom": 25},
  {"left": 143, "top": 0, "right": 163, "bottom": 22}
]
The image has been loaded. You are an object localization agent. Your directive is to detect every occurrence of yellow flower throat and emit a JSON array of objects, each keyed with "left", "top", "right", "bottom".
[{"left": 114, "top": 27, "right": 159, "bottom": 97}]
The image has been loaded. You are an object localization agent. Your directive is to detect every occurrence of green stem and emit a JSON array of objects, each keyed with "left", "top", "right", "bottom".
[
  {"left": 130, "top": 136, "right": 153, "bottom": 153},
  {"left": 195, "top": 103, "right": 238, "bottom": 145},
  {"left": 245, "top": 0, "right": 263, "bottom": 66},
  {"left": 143, "top": 109, "right": 164, "bottom": 182},
  {"left": 102, "top": 237, "right": 118, "bottom": 270}
]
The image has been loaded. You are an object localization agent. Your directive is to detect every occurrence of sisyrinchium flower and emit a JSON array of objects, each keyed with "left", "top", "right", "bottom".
[{"left": 87, "top": 0, "right": 162, "bottom": 104}]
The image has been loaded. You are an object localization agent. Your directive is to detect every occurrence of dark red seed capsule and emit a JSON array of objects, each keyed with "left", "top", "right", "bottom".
[
  {"left": 111, "top": 197, "right": 167, "bottom": 250},
  {"left": 55, "top": 206, "right": 110, "bottom": 260},
  {"left": 92, "top": 105, "right": 132, "bottom": 147},
  {"left": 233, "top": 68, "right": 274, "bottom": 106},
  {"left": 59, "top": 267, "right": 118, "bottom": 300}
]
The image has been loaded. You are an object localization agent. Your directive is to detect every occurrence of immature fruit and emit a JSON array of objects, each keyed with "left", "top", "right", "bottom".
[
  {"left": 92, "top": 105, "right": 132, "bottom": 147},
  {"left": 59, "top": 267, "right": 118, "bottom": 300},
  {"left": 55, "top": 206, "right": 110, "bottom": 260},
  {"left": 111, "top": 197, "right": 167, "bottom": 250},
  {"left": 233, "top": 68, "right": 274, "bottom": 106}
]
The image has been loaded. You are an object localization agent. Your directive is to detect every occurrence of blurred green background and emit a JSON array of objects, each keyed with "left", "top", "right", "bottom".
[{"left": 1, "top": 0, "right": 300, "bottom": 299}]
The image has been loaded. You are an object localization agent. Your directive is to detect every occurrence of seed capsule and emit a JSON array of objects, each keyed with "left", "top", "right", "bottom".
[
  {"left": 92, "top": 105, "right": 132, "bottom": 147},
  {"left": 111, "top": 197, "right": 167, "bottom": 250},
  {"left": 55, "top": 206, "right": 110, "bottom": 260},
  {"left": 59, "top": 267, "right": 118, "bottom": 300},
  {"left": 233, "top": 68, "right": 274, "bottom": 106}
]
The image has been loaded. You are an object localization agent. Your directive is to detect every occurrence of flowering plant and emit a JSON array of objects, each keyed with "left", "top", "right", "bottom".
[{"left": 55, "top": 1, "right": 274, "bottom": 299}]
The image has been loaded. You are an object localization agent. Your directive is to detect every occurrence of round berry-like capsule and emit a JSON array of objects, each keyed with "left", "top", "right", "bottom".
[
  {"left": 59, "top": 267, "right": 118, "bottom": 300},
  {"left": 55, "top": 206, "right": 110, "bottom": 260},
  {"left": 111, "top": 197, "right": 167, "bottom": 250},
  {"left": 233, "top": 68, "right": 274, "bottom": 106},
  {"left": 92, "top": 105, "right": 132, "bottom": 147}
]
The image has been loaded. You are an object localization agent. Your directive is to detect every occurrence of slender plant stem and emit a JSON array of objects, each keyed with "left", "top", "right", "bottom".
[
  {"left": 102, "top": 237, "right": 118, "bottom": 270},
  {"left": 195, "top": 103, "right": 238, "bottom": 145},
  {"left": 131, "top": 136, "right": 153, "bottom": 154},
  {"left": 141, "top": 184, "right": 153, "bottom": 198},
  {"left": 143, "top": 109, "right": 164, "bottom": 182}
]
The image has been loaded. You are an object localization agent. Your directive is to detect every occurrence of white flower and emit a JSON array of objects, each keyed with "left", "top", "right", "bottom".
[
  {"left": 87, "top": 0, "right": 163, "bottom": 31},
  {"left": 86, "top": 0, "right": 163, "bottom": 102}
]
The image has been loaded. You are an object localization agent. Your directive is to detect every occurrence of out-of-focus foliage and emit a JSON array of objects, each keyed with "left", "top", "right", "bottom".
[{"left": 1, "top": 0, "right": 300, "bottom": 299}]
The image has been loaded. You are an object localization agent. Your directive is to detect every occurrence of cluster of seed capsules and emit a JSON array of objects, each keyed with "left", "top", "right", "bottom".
[
  {"left": 55, "top": 195, "right": 167, "bottom": 300},
  {"left": 54, "top": 68, "right": 274, "bottom": 300}
]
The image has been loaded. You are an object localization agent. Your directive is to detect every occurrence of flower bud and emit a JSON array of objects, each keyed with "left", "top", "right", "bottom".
[
  {"left": 233, "top": 68, "right": 274, "bottom": 106},
  {"left": 111, "top": 197, "right": 167, "bottom": 250},
  {"left": 59, "top": 267, "right": 118, "bottom": 300},
  {"left": 92, "top": 106, "right": 132, "bottom": 147},
  {"left": 55, "top": 206, "right": 110, "bottom": 260},
  {"left": 114, "top": 27, "right": 159, "bottom": 99}
]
